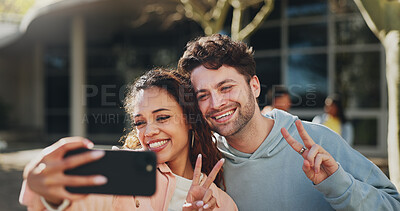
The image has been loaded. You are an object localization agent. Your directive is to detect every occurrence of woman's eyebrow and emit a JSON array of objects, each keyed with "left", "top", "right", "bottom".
[
  {"left": 152, "top": 108, "right": 170, "bottom": 114},
  {"left": 133, "top": 108, "right": 172, "bottom": 118}
]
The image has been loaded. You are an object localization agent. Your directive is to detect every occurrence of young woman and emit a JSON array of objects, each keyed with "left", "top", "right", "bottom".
[
  {"left": 312, "top": 94, "right": 354, "bottom": 146},
  {"left": 19, "top": 69, "right": 237, "bottom": 210}
]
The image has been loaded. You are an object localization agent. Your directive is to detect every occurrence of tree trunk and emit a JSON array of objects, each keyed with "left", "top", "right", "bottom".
[
  {"left": 384, "top": 31, "right": 400, "bottom": 190},
  {"left": 353, "top": 0, "right": 400, "bottom": 190}
]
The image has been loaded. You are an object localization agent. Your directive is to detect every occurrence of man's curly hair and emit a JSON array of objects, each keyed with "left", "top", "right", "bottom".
[{"left": 178, "top": 34, "right": 256, "bottom": 82}]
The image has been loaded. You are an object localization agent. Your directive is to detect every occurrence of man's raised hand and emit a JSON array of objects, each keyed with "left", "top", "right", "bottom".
[{"left": 281, "top": 120, "right": 338, "bottom": 184}]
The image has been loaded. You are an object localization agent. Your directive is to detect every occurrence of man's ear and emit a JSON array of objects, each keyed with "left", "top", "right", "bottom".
[{"left": 250, "top": 75, "right": 261, "bottom": 98}]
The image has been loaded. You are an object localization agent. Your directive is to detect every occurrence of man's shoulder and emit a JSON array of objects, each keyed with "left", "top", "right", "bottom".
[{"left": 300, "top": 120, "right": 345, "bottom": 144}]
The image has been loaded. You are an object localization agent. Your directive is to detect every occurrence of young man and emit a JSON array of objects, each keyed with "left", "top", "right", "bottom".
[{"left": 178, "top": 34, "right": 400, "bottom": 210}]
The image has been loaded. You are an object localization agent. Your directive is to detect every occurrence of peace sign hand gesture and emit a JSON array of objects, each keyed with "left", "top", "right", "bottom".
[
  {"left": 183, "top": 154, "right": 224, "bottom": 211},
  {"left": 281, "top": 120, "right": 339, "bottom": 184}
]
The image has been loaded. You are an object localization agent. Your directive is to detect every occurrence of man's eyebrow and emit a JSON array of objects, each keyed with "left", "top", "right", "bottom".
[
  {"left": 216, "top": 79, "right": 235, "bottom": 88},
  {"left": 133, "top": 108, "right": 170, "bottom": 117},
  {"left": 195, "top": 79, "right": 236, "bottom": 95}
]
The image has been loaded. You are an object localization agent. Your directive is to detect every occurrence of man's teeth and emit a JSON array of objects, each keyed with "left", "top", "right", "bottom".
[
  {"left": 215, "top": 110, "right": 234, "bottom": 120},
  {"left": 149, "top": 140, "right": 168, "bottom": 148}
]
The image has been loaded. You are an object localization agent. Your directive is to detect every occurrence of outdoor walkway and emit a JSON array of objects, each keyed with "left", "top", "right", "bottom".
[{"left": 0, "top": 142, "right": 45, "bottom": 211}]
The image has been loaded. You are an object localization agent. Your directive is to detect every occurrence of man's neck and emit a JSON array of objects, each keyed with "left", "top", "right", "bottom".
[{"left": 226, "top": 111, "right": 274, "bottom": 154}]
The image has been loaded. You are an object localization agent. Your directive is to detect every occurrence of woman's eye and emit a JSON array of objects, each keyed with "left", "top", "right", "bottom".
[
  {"left": 156, "top": 115, "right": 171, "bottom": 122},
  {"left": 133, "top": 121, "right": 145, "bottom": 128}
]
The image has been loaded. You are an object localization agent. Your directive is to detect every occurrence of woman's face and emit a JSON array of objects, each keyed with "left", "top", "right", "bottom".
[
  {"left": 133, "top": 87, "right": 191, "bottom": 165},
  {"left": 324, "top": 99, "right": 338, "bottom": 116}
]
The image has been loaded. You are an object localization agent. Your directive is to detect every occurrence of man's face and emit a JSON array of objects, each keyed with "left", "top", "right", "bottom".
[{"left": 190, "top": 65, "right": 260, "bottom": 137}]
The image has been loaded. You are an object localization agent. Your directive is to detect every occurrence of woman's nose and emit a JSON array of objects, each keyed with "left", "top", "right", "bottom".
[{"left": 144, "top": 123, "right": 160, "bottom": 137}]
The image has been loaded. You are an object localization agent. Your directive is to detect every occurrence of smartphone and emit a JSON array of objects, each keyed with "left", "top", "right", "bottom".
[{"left": 64, "top": 148, "right": 156, "bottom": 196}]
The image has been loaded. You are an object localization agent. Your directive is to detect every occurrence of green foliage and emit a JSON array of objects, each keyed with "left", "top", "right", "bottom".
[{"left": 0, "top": 0, "right": 35, "bottom": 15}]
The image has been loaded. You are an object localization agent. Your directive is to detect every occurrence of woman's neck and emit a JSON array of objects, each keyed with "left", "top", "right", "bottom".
[{"left": 167, "top": 155, "right": 194, "bottom": 180}]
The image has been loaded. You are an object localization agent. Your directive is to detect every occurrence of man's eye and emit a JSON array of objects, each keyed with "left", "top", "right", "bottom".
[
  {"left": 156, "top": 115, "right": 171, "bottom": 122},
  {"left": 221, "top": 86, "right": 233, "bottom": 92},
  {"left": 197, "top": 94, "right": 208, "bottom": 101}
]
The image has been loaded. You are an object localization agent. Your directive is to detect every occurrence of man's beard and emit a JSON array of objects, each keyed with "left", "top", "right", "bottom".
[{"left": 208, "top": 87, "right": 256, "bottom": 137}]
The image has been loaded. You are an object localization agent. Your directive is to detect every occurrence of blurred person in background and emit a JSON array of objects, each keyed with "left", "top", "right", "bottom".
[
  {"left": 261, "top": 86, "right": 291, "bottom": 115},
  {"left": 313, "top": 94, "right": 354, "bottom": 146}
]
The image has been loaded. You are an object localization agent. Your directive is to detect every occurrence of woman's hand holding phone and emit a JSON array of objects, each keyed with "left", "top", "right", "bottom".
[
  {"left": 25, "top": 137, "right": 107, "bottom": 206},
  {"left": 183, "top": 154, "right": 225, "bottom": 211}
]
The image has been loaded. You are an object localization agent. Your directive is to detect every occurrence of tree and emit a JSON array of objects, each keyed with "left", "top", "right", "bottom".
[
  {"left": 179, "top": 0, "right": 274, "bottom": 41},
  {"left": 351, "top": 0, "right": 400, "bottom": 190},
  {"left": 0, "top": 0, "right": 35, "bottom": 15}
]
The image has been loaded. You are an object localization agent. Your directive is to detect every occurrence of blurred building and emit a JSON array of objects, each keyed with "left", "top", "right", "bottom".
[{"left": 0, "top": 0, "right": 387, "bottom": 157}]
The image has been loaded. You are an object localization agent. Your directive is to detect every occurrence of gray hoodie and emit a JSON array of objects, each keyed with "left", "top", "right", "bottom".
[{"left": 217, "top": 109, "right": 400, "bottom": 210}]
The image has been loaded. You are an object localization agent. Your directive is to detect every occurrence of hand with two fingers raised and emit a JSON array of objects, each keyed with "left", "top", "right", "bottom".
[
  {"left": 281, "top": 120, "right": 339, "bottom": 184},
  {"left": 183, "top": 154, "right": 224, "bottom": 211},
  {"left": 26, "top": 137, "right": 107, "bottom": 206}
]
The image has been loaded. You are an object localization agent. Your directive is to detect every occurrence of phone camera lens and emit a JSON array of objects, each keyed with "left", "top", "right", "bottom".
[{"left": 146, "top": 164, "right": 153, "bottom": 172}]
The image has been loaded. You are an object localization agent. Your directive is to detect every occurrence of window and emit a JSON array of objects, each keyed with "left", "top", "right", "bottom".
[{"left": 250, "top": 0, "right": 386, "bottom": 155}]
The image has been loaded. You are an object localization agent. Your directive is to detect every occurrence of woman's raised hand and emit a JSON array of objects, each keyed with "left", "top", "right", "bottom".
[
  {"left": 25, "top": 137, "right": 107, "bottom": 205},
  {"left": 183, "top": 154, "right": 224, "bottom": 211},
  {"left": 281, "top": 120, "right": 339, "bottom": 184}
]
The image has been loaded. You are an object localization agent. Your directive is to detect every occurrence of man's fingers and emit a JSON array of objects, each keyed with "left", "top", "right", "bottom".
[
  {"left": 281, "top": 128, "right": 306, "bottom": 157},
  {"left": 314, "top": 153, "right": 326, "bottom": 174},
  {"left": 202, "top": 158, "right": 224, "bottom": 189},
  {"left": 295, "top": 120, "right": 315, "bottom": 148},
  {"left": 306, "top": 144, "right": 320, "bottom": 168},
  {"left": 192, "top": 154, "right": 202, "bottom": 186},
  {"left": 302, "top": 159, "right": 314, "bottom": 178}
]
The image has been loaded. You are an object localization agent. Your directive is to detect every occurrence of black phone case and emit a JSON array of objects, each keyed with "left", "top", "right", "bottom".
[{"left": 64, "top": 148, "right": 156, "bottom": 196}]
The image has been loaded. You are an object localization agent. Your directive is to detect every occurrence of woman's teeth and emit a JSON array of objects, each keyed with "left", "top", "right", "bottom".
[
  {"left": 215, "top": 110, "right": 234, "bottom": 120},
  {"left": 149, "top": 140, "right": 168, "bottom": 148}
]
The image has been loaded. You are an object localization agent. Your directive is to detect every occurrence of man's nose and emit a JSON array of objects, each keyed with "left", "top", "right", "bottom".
[{"left": 210, "top": 93, "right": 226, "bottom": 109}]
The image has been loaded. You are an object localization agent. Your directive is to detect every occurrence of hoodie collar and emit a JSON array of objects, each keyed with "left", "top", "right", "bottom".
[{"left": 217, "top": 109, "right": 298, "bottom": 162}]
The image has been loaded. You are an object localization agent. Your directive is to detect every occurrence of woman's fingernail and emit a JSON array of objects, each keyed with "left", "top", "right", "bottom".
[
  {"left": 203, "top": 204, "right": 210, "bottom": 209},
  {"left": 198, "top": 154, "right": 202, "bottom": 158},
  {"left": 196, "top": 201, "right": 204, "bottom": 207},
  {"left": 91, "top": 150, "right": 105, "bottom": 158},
  {"left": 94, "top": 176, "right": 107, "bottom": 184},
  {"left": 85, "top": 140, "right": 94, "bottom": 149}
]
